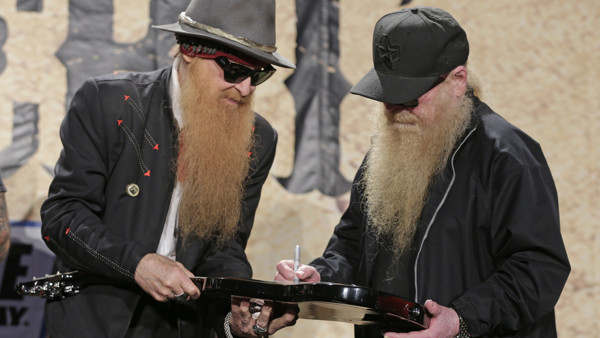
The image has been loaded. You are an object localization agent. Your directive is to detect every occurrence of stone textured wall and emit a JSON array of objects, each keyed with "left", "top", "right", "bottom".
[{"left": 0, "top": 0, "right": 597, "bottom": 336}]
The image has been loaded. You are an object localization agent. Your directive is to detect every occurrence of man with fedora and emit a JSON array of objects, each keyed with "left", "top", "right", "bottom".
[
  {"left": 276, "top": 6, "right": 570, "bottom": 337},
  {"left": 41, "top": 0, "right": 296, "bottom": 336}
]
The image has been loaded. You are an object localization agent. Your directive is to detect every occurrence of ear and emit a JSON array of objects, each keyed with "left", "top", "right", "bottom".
[
  {"left": 450, "top": 65, "right": 468, "bottom": 97},
  {"left": 177, "top": 53, "right": 195, "bottom": 83},
  {"left": 181, "top": 53, "right": 195, "bottom": 64}
]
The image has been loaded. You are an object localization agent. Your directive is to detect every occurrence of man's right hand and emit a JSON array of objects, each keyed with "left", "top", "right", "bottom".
[
  {"left": 134, "top": 253, "right": 201, "bottom": 302},
  {"left": 274, "top": 260, "right": 321, "bottom": 283}
]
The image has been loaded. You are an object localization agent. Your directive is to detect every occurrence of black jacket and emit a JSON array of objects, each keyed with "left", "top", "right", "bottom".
[
  {"left": 41, "top": 67, "right": 277, "bottom": 337},
  {"left": 311, "top": 99, "right": 570, "bottom": 337}
]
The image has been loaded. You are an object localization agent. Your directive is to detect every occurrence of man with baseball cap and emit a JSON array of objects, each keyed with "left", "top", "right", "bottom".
[
  {"left": 41, "top": 0, "right": 296, "bottom": 337},
  {"left": 276, "top": 7, "right": 570, "bottom": 337}
]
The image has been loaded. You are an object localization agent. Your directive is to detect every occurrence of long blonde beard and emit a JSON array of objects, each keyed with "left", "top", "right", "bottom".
[
  {"left": 363, "top": 85, "right": 473, "bottom": 259},
  {"left": 177, "top": 57, "right": 255, "bottom": 245}
]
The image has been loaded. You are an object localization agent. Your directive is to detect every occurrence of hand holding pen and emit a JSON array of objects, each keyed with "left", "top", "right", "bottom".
[{"left": 274, "top": 246, "right": 321, "bottom": 283}]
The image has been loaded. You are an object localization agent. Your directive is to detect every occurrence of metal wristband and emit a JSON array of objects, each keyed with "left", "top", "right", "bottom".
[
  {"left": 224, "top": 311, "right": 234, "bottom": 338},
  {"left": 455, "top": 314, "right": 471, "bottom": 338}
]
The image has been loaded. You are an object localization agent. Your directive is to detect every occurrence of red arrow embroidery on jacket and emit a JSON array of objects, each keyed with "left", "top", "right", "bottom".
[
  {"left": 118, "top": 120, "right": 152, "bottom": 177},
  {"left": 118, "top": 120, "right": 123, "bottom": 126},
  {"left": 65, "top": 228, "right": 70, "bottom": 235},
  {"left": 124, "top": 95, "right": 159, "bottom": 151},
  {"left": 43, "top": 236, "right": 50, "bottom": 242}
]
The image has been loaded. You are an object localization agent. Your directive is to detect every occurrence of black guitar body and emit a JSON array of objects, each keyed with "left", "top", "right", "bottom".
[{"left": 195, "top": 277, "right": 429, "bottom": 332}]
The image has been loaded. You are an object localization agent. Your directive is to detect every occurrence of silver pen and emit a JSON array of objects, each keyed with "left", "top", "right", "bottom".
[{"left": 293, "top": 245, "right": 301, "bottom": 283}]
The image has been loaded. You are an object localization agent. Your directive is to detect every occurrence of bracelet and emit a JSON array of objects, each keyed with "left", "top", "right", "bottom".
[
  {"left": 455, "top": 314, "right": 471, "bottom": 338},
  {"left": 224, "top": 311, "right": 234, "bottom": 338}
]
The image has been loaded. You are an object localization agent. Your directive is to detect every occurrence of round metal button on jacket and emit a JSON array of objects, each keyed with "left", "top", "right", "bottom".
[{"left": 126, "top": 183, "right": 140, "bottom": 197}]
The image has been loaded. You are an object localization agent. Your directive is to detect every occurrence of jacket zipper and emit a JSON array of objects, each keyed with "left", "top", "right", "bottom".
[{"left": 413, "top": 126, "right": 477, "bottom": 302}]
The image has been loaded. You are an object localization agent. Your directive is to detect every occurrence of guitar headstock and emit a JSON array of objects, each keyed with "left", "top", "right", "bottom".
[{"left": 16, "top": 271, "right": 81, "bottom": 300}]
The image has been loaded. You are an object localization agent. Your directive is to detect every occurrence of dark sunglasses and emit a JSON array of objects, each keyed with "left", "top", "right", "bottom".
[
  {"left": 398, "top": 73, "right": 449, "bottom": 107},
  {"left": 214, "top": 56, "right": 276, "bottom": 86}
]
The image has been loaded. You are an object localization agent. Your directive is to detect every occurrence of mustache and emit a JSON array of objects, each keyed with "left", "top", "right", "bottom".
[
  {"left": 386, "top": 109, "right": 418, "bottom": 124},
  {"left": 222, "top": 88, "right": 250, "bottom": 105}
]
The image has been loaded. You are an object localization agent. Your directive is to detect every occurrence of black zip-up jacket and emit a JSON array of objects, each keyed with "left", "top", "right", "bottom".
[{"left": 311, "top": 98, "right": 570, "bottom": 337}]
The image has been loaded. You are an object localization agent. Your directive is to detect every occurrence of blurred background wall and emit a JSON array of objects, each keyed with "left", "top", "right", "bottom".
[{"left": 0, "top": 0, "right": 597, "bottom": 336}]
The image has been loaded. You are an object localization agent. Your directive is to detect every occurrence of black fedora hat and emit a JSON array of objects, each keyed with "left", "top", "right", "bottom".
[
  {"left": 350, "top": 7, "right": 468, "bottom": 104},
  {"left": 153, "top": 0, "right": 295, "bottom": 69}
]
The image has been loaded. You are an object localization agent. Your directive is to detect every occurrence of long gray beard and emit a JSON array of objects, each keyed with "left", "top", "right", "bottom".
[{"left": 362, "top": 92, "right": 473, "bottom": 260}]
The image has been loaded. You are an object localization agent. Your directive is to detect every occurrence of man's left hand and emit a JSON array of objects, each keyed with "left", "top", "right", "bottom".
[
  {"left": 383, "top": 299, "right": 459, "bottom": 338},
  {"left": 229, "top": 297, "right": 298, "bottom": 337}
]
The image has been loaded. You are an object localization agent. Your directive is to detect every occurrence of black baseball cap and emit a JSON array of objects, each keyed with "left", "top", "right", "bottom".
[{"left": 350, "top": 7, "right": 469, "bottom": 104}]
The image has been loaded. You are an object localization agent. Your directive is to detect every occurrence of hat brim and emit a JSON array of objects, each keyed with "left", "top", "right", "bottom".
[
  {"left": 350, "top": 68, "right": 441, "bottom": 104},
  {"left": 153, "top": 22, "right": 295, "bottom": 69}
]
